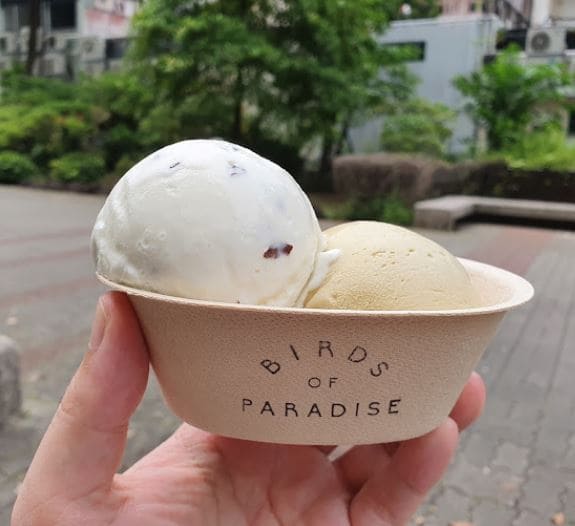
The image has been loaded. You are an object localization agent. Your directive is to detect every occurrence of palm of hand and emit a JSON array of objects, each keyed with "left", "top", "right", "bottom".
[
  {"left": 117, "top": 431, "right": 351, "bottom": 525},
  {"left": 105, "top": 419, "right": 455, "bottom": 526}
]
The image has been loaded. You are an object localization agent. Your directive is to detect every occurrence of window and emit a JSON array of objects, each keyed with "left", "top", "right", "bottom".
[
  {"left": 105, "top": 38, "right": 130, "bottom": 59},
  {"left": 496, "top": 29, "right": 527, "bottom": 51},
  {"left": 50, "top": 0, "right": 77, "bottom": 30},
  {"left": 568, "top": 110, "right": 575, "bottom": 136},
  {"left": 383, "top": 41, "right": 426, "bottom": 62},
  {"left": 566, "top": 30, "right": 575, "bottom": 50},
  {"left": 3, "top": 4, "right": 30, "bottom": 32},
  {"left": 483, "top": 54, "right": 497, "bottom": 66}
]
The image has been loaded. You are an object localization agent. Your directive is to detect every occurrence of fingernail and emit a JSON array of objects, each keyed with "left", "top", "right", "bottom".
[{"left": 89, "top": 298, "right": 108, "bottom": 352}]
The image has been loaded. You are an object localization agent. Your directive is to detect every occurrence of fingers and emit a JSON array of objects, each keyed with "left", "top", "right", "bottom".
[
  {"left": 349, "top": 419, "right": 458, "bottom": 526},
  {"left": 449, "top": 371, "right": 486, "bottom": 431},
  {"left": 16, "top": 292, "right": 149, "bottom": 505},
  {"left": 336, "top": 372, "right": 485, "bottom": 495},
  {"left": 335, "top": 444, "right": 394, "bottom": 493}
]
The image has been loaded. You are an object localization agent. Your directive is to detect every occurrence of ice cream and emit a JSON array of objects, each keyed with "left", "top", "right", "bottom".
[
  {"left": 91, "top": 139, "right": 338, "bottom": 306},
  {"left": 304, "top": 221, "right": 480, "bottom": 311},
  {"left": 89, "top": 142, "right": 535, "bottom": 445}
]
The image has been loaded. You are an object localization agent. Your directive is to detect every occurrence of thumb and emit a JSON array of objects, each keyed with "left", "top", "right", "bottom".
[{"left": 17, "top": 292, "right": 149, "bottom": 506}]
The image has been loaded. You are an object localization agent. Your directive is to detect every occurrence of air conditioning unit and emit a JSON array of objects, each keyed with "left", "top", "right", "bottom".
[
  {"left": 527, "top": 55, "right": 564, "bottom": 67},
  {"left": 19, "top": 27, "right": 44, "bottom": 54},
  {"left": 527, "top": 28, "right": 566, "bottom": 56},
  {"left": 19, "top": 26, "right": 30, "bottom": 52},
  {"left": 0, "top": 58, "right": 13, "bottom": 71},
  {"left": 44, "top": 33, "right": 71, "bottom": 52},
  {"left": 80, "top": 37, "right": 105, "bottom": 61},
  {"left": 564, "top": 51, "right": 575, "bottom": 74},
  {"left": 39, "top": 54, "right": 66, "bottom": 76},
  {"left": 0, "top": 33, "right": 18, "bottom": 55},
  {"left": 64, "top": 37, "right": 82, "bottom": 55}
]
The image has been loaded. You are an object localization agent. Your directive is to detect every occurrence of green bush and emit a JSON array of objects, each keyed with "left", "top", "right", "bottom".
[
  {"left": 0, "top": 151, "right": 39, "bottom": 183},
  {"left": 0, "top": 71, "right": 150, "bottom": 186},
  {"left": 380, "top": 98, "right": 455, "bottom": 158},
  {"left": 99, "top": 154, "right": 142, "bottom": 191},
  {"left": 323, "top": 195, "right": 413, "bottom": 226},
  {"left": 492, "top": 124, "right": 575, "bottom": 172},
  {"left": 113, "top": 154, "right": 141, "bottom": 179},
  {"left": 101, "top": 125, "right": 142, "bottom": 169},
  {"left": 49, "top": 152, "right": 106, "bottom": 184},
  {"left": 0, "top": 103, "right": 99, "bottom": 167}
]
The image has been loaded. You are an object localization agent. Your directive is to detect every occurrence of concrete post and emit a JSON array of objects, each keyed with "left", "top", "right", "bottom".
[{"left": 0, "top": 335, "right": 21, "bottom": 428}]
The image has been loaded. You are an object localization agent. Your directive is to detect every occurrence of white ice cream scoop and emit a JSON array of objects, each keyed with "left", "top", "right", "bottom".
[{"left": 91, "top": 139, "right": 337, "bottom": 306}]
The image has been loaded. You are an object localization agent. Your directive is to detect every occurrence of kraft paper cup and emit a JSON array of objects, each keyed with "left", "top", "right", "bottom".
[{"left": 97, "top": 258, "right": 533, "bottom": 445}]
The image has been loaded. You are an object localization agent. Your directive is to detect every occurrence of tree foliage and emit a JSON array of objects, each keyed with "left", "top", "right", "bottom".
[
  {"left": 129, "top": 0, "right": 410, "bottom": 172},
  {"left": 454, "top": 48, "right": 573, "bottom": 151},
  {"left": 0, "top": 69, "right": 151, "bottom": 184},
  {"left": 380, "top": 98, "right": 455, "bottom": 158}
]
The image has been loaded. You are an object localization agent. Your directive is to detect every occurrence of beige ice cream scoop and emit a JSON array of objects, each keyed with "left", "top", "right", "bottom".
[{"left": 305, "top": 221, "right": 480, "bottom": 311}]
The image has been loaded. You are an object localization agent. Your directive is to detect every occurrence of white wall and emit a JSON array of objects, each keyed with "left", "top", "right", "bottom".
[
  {"left": 551, "top": 0, "right": 575, "bottom": 21},
  {"left": 349, "top": 15, "right": 502, "bottom": 154},
  {"left": 79, "top": 0, "right": 137, "bottom": 39},
  {"left": 532, "top": 0, "right": 551, "bottom": 25}
]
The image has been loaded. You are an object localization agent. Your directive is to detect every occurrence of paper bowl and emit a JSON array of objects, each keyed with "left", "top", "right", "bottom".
[{"left": 97, "top": 258, "right": 533, "bottom": 445}]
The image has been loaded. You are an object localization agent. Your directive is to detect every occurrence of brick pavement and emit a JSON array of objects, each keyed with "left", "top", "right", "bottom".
[
  {"left": 409, "top": 228, "right": 575, "bottom": 526},
  {"left": 1, "top": 186, "right": 574, "bottom": 525}
]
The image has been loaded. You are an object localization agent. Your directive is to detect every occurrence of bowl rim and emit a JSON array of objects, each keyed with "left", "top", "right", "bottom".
[{"left": 96, "top": 257, "right": 534, "bottom": 318}]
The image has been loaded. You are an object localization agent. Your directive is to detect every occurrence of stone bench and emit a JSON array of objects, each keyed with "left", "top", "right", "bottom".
[
  {"left": 414, "top": 195, "right": 575, "bottom": 230},
  {"left": 0, "top": 335, "right": 21, "bottom": 428}
]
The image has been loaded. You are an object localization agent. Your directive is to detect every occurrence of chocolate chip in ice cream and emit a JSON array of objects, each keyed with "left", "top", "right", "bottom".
[
  {"left": 229, "top": 161, "right": 246, "bottom": 177},
  {"left": 263, "top": 247, "right": 279, "bottom": 259},
  {"left": 263, "top": 243, "right": 293, "bottom": 259}
]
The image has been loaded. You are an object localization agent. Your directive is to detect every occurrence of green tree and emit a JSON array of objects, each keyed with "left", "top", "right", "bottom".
[
  {"left": 380, "top": 98, "right": 455, "bottom": 157},
  {"left": 129, "top": 0, "right": 410, "bottom": 174},
  {"left": 454, "top": 48, "right": 572, "bottom": 151}
]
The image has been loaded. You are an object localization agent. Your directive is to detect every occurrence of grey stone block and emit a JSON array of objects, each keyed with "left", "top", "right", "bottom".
[
  {"left": 462, "top": 431, "right": 498, "bottom": 468},
  {"left": 0, "top": 505, "right": 13, "bottom": 526},
  {"left": 414, "top": 195, "right": 575, "bottom": 231},
  {"left": 471, "top": 500, "right": 516, "bottom": 526},
  {"left": 479, "top": 420, "right": 535, "bottom": 448},
  {"left": 492, "top": 442, "right": 530, "bottom": 476},
  {"left": 432, "top": 487, "right": 472, "bottom": 525},
  {"left": 0, "top": 335, "right": 21, "bottom": 428},
  {"left": 512, "top": 510, "right": 547, "bottom": 526},
  {"left": 522, "top": 465, "right": 564, "bottom": 517},
  {"left": 448, "top": 456, "right": 523, "bottom": 507},
  {"left": 562, "top": 487, "right": 575, "bottom": 519}
]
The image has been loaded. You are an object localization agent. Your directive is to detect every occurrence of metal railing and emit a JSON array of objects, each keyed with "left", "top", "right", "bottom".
[{"left": 482, "top": 0, "right": 532, "bottom": 28}]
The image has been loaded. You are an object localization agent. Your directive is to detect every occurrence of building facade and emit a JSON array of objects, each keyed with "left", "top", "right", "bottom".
[
  {"left": 0, "top": 0, "right": 138, "bottom": 77},
  {"left": 351, "top": 0, "right": 575, "bottom": 154},
  {"left": 349, "top": 14, "right": 503, "bottom": 154}
]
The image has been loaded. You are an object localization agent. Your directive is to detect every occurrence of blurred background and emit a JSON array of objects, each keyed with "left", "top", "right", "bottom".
[{"left": 1, "top": 1, "right": 574, "bottom": 525}]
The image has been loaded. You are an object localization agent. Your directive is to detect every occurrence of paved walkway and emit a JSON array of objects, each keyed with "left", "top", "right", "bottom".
[{"left": 1, "top": 186, "right": 574, "bottom": 525}]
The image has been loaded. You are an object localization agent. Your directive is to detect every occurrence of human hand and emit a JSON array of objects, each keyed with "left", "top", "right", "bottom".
[{"left": 12, "top": 292, "right": 485, "bottom": 526}]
